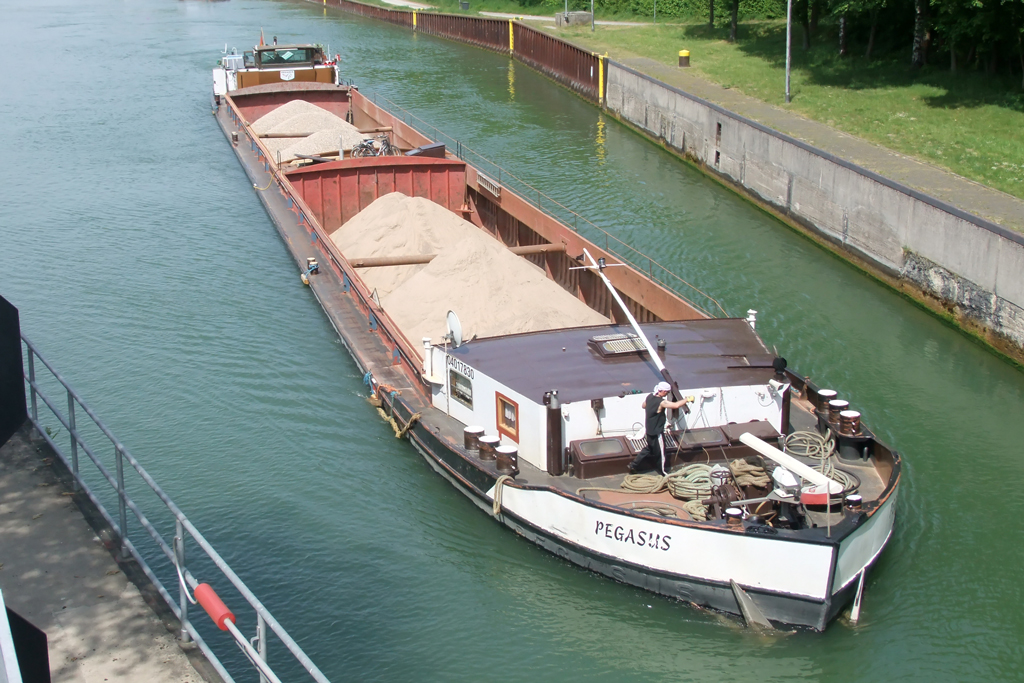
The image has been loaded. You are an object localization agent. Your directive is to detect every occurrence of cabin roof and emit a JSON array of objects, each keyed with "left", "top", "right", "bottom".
[
  {"left": 255, "top": 44, "right": 320, "bottom": 51},
  {"left": 446, "top": 319, "right": 776, "bottom": 404}
]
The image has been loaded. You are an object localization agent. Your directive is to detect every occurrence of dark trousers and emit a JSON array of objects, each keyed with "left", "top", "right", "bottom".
[{"left": 631, "top": 433, "right": 666, "bottom": 474}]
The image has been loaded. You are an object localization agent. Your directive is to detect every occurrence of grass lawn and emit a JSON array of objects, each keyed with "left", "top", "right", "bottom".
[
  {"left": 552, "top": 21, "right": 1024, "bottom": 201},
  {"left": 340, "top": 0, "right": 1024, "bottom": 201}
]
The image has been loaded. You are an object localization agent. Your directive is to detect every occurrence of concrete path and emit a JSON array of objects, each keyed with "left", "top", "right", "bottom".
[
  {"left": 586, "top": 52, "right": 1024, "bottom": 233},
  {"left": 380, "top": 0, "right": 432, "bottom": 9},
  {"left": 0, "top": 425, "right": 210, "bottom": 683},
  {"left": 479, "top": 12, "right": 646, "bottom": 26}
]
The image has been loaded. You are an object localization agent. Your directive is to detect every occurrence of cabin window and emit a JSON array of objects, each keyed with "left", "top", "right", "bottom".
[
  {"left": 257, "top": 48, "right": 319, "bottom": 66},
  {"left": 496, "top": 393, "right": 519, "bottom": 443},
  {"left": 449, "top": 370, "right": 473, "bottom": 409}
]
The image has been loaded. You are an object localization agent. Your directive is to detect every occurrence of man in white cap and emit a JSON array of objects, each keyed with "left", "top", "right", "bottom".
[{"left": 628, "top": 381, "right": 693, "bottom": 475}]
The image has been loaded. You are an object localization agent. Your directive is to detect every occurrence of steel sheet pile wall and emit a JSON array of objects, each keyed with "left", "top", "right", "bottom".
[
  {"left": 314, "top": 0, "right": 599, "bottom": 103},
  {"left": 328, "top": 0, "right": 414, "bottom": 27},
  {"left": 417, "top": 13, "right": 508, "bottom": 52},
  {"left": 512, "top": 23, "right": 598, "bottom": 101},
  {"left": 604, "top": 61, "right": 1024, "bottom": 353}
]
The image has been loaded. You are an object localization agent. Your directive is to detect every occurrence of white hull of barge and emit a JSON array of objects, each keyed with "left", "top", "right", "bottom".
[{"left": 481, "top": 480, "right": 896, "bottom": 628}]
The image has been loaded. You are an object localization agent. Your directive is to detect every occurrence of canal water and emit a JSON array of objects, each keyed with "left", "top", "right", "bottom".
[{"left": 2, "top": 0, "right": 1022, "bottom": 680}]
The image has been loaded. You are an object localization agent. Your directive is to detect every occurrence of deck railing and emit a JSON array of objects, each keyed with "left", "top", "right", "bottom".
[{"left": 20, "top": 335, "right": 331, "bottom": 683}]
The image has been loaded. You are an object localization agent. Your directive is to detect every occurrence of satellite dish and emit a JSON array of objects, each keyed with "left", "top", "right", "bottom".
[{"left": 445, "top": 310, "right": 463, "bottom": 348}]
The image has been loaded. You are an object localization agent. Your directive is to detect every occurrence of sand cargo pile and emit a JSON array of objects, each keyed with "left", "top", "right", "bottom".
[
  {"left": 330, "top": 192, "right": 609, "bottom": 341},
  {"left": 252, "top": 100, "right": 366, "bottom": 162}
]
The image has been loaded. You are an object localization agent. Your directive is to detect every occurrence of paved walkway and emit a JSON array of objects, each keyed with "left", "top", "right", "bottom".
[
  {"left": 0, "top": 425, "right": 210, "bottom": 683},
  {"left": 580, "top": 51, "right": 1024, "bottom": 233},
  {"left": 479, "top": 11, "right": 646, "bottom": 26},
  {"left": 380, "top": 0, "right": 431, "bottom": 9}
]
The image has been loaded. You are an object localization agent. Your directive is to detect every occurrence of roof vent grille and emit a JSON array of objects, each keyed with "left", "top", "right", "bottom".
[{"left": 588, "top": 332, "right": 646, "bottom": 358}]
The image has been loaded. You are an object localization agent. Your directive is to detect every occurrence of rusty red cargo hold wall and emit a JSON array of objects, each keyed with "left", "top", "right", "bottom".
[
  {"left": 311, "top": 0, "right": 601, "bottom": 104},
  {"left": 283, "top": 157, "right": 468, "bottom": 231}
]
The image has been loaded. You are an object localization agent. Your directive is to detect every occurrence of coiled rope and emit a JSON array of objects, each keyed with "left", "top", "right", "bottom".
[
  {"left": 783, "top": 429, "right": 858, "bottom": 493},
  {"left": 588, "top": 464, "right": 715, "bottom": 521},
  {"left": 728, "top": 459, "right": 771, "bottom": 488}
]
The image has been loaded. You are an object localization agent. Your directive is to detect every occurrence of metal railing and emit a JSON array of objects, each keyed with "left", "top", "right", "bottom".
[
  {"left": 365, "top": 89, "right": 729, "bottom": 318},
  {"left": 20, "top": 335, "right": 331, "bottom": 683}
]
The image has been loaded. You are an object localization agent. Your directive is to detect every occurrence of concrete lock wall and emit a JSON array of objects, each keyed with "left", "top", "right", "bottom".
[{"left": 604, "top": 61, "right": 1024, "bottom": 356}]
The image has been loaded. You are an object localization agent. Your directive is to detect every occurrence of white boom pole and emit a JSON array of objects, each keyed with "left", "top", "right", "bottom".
[
  {"left": 582, "top": 249, "right": 666, "bottom": 373},
  {"left": 739, "top": 433, "right": 842, "bottom": 489}
]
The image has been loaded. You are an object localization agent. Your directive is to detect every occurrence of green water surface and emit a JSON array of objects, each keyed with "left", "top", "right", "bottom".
[{"left": 1, "top": 0, "right": 1022, "bottom": 680}]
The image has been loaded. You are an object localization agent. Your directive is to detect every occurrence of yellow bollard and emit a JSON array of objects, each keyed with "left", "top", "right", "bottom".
[{"left": 678, "top": 50, "right": 690, "bottom": 67}]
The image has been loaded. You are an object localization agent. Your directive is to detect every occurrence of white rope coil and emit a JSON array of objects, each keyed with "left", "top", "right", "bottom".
[{"left": 783, "top": 429, "right": 858, "bottom": 493}]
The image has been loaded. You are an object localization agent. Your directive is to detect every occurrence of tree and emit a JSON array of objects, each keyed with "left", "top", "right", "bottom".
[
  {"left": 798, "top": 0, "right": 812, "bottom": 48},
  {"left": 865, "top": 4, "right": 882, "bottom": 58},
  {"left": 829, "top": 0, "right": 887, "bottom": 57},
  {"left": 731, "top": 0, "right": 740, "bottom": 40},
  {"left": 911, "top": 0, "right": 929, "bottom": 67}
]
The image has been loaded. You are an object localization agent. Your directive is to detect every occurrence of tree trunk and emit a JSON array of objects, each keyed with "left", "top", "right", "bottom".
[
  {"left": 839, "top": 15, "right": 848, "bottom": 56},
  {"left": 709, "top": 0, "right": 714, "bottom": 28},
  {"left": 865, "top": 9, "right": 878, "bottom": 59},
  {"left": 966, "top": 43, "right": 976, "bottom": 67},
  {"left": 988, "top": 45, "right": 998, "bottom": 74},
  {"left": 950, "top": 36, "right": 956, "bottom": 73},
  {"left": 799, "top": 0, "right": 810, "bottom": 49},
  {"left": 730, "top": 0, "right": 739, "bottom": 41},
  {"left": 1020, "top": 36, "right": 1024, "bottom": 89},
  {"left": 810, "top": 0, "right": 821, "bottom": 34},
  {"left": 911, "top": 0, "right": 928, "bottom": 67}
]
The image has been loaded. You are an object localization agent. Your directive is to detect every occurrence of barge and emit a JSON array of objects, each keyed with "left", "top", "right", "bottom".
[{"left": 211, "top": 41, "right": 900, "bottom": 631}]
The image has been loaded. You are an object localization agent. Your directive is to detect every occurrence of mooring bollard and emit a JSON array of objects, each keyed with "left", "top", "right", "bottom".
[{"left": 678, "top": 50, "right": 690, "bottom": 67}]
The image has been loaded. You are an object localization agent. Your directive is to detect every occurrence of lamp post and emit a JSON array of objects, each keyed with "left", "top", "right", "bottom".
[
  {"left": 591, "top": 0, "right": 595, "bottom": 31},
  {"left": 785, "top": 0, "right": 792, "bottom": 103}
]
